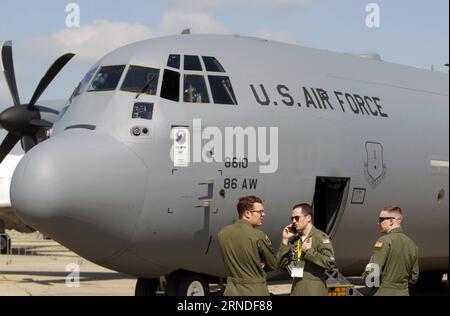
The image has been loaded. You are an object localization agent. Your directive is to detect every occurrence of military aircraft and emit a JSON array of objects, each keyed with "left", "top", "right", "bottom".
[
  {"left": 2, "top": 35, "right": 448, "bottom": 295},
  {"left": 0, "top": 154, "right": 35, "bottom": 254}
]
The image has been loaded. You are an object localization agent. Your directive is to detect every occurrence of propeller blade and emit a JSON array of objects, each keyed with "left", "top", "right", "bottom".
[
  {"left": 29, "top": 53, "right": 75, "bottom": 107},
  {"left": 1, "top": 41, "right": 21, "bottom": 106},
  {"left": 21, "top": 135, "right": 37, "bottom": 152},
  {"left": 30, "top": 119, "right": 53, "bottom": 128},
  {"left": 0, "top": 132, "right": 21, "bottom": 164}
]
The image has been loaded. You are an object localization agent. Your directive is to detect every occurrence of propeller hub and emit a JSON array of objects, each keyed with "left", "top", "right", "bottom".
[
  {"left": 0, "top": 40, "right": 74, "bottom": 163},
  {"left": 0, "top": 105, "right": 40, "bottom": 137}
]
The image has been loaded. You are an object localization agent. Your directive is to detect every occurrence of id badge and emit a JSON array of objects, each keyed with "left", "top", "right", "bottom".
[{"left": 289, "top": 262, "right": 304, "bottom": 278}]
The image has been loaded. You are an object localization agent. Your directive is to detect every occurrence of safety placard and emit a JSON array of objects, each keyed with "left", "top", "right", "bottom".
[{"left": 172, "top": 127, "right": 190, "bottom": 167}]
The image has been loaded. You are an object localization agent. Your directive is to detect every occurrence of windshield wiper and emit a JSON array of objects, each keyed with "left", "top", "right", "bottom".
[
  {"left": 135, "top": 74, "right": 157, "bottom": 99},
  {"left": 221, "top": 79, "right": 237, "bottom": 105}
]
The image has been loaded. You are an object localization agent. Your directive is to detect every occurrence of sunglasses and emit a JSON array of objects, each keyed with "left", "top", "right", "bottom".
[
  {"left": 378, "top": 217, "right": 397, "bottom": 223},
  {"left": 291, "top": 215, "right": 304, "bottom": 222}
]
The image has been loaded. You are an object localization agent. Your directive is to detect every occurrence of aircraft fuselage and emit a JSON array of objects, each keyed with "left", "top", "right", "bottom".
[{"left": 11, "top": 35, "right": 448, "bottom": 280}]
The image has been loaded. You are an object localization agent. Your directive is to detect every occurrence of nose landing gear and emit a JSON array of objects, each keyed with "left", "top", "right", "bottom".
[
  {"left": 166, "top": 271, "right": 209, "bottom": 296},
  {"left": 135, "top": 278, "right": 160, "bottom": 296},
  {"left": 135, "top": 271, "right": 214, "bottom": 296}
]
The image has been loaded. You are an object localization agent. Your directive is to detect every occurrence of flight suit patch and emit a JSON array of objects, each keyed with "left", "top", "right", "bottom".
[
  {"left": 322, "top": 238, "right": 331, "bottom": 244},
  {"left": 374, "top": 241, "right": 384, "bottom": 249}
]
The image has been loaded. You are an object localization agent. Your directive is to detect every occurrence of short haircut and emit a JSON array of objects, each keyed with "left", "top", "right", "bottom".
[
  {"left": 293, "top": 203, "right": 314, "bottom": 220},
  {"left": 237, "top": 196, "right": 263, "bottom": 217},
  {"left": 382, "top": 205, "right": 403, "bottom": 219}
]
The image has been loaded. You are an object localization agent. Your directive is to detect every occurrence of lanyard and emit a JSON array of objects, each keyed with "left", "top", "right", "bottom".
[{"left": 297, "top": 239, "right": 302, "bottom": 262}]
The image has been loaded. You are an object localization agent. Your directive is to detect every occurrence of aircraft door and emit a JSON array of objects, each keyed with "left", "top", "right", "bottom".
[
  {"left": 312, "top": 177, "right": 350, "bottom": 237},
  {"left": 166, "top": 126, "right": 225, "bottom": 258}
]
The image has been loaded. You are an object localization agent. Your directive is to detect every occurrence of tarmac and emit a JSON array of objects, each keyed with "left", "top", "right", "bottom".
[{"left": 0, "top": 231, "right": 448, "bottom": 296}]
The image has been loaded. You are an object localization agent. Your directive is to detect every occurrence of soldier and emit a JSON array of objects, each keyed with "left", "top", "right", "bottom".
[
  {"left": 218, "top": 196, "right": 277, "bottom": 296},
  {"left": 277, "top": 203, "right": 336, "bottom": 296},
  {"left": 362, "top": 206, "right": 419, "bottom": 296}
]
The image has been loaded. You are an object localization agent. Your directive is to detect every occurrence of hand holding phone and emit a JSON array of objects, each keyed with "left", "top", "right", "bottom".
[
  {"left": 282, "top": 224, "right": 296, "bottom": 244},
  {"left": 289, "top": 224, "right": 297, "bottom": 234}
]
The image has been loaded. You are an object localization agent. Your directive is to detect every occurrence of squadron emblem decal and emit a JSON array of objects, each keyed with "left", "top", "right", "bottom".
[
  {"left": 364, "top": 141, "right": 386, "bottom": 188},
  {"left": 176, "top": 130, "right": 187, "bottom": 145}
]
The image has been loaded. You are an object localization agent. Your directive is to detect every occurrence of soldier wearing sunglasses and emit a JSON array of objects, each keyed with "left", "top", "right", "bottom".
[
  {"left": 277, "top": 203, "right": 336, "bottom": 296},
  {"left": 363, "top": 206, "right": 419, "bottom": 295}
]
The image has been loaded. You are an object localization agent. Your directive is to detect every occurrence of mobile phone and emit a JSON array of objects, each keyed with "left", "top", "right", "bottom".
[{"left": 289, "top": 224, "right": 297, "bottom": 234}]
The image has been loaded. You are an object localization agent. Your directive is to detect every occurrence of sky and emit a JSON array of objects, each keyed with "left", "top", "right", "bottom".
[{"left": 0, "top": 0, "right": 448, "bottom": 153}]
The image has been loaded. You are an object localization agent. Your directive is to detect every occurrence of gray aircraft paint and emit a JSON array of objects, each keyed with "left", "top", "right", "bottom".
[{"left": 11, "top": 35, "right": 448, "bottom": 278}]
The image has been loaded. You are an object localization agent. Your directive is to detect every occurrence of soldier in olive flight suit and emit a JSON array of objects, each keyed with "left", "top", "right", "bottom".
[
  {"left": 218, "top": 196, "right": 277, "bottom": 296},
  {"left": 277, "top": 203, "right": 336, "bottom": 296},
  {"left": 363, "top": 206, "right": 419, "bottom": 296}
]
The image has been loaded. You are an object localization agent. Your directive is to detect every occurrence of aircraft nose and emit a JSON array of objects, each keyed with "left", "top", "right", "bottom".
[{"left": 11, "top": 130, "right": 148, "bottom": 262}]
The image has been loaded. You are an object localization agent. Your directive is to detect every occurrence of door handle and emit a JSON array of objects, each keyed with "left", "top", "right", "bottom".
[
  {"left": 195, "top": 200, "right": 211, "bottom": 208},
  {"left": 198, "top": 179, "right": 214, "bottom": 201}
]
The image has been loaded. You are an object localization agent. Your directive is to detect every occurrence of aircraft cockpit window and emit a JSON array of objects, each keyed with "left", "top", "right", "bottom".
[
  {"left": 121, "top": 66, "right": 160, "bottom": 95},
  {"left": 184, "top": 55, "right": 202, "bottom": 71},
  {"left": 208, "top": 76, "right": 237, "bottom": 105},
  {"left": 183, "top": 75, "right": 210, "bottom": 103},
  {"left": 202, "top": 57, "right": 225, "bottom": 72},
  {"left": 160, "top": 69, "right": 180, "bottom": 102},
  {"left": 88, "top": 65, "right": 126, "bottom": 92},
  {"left": 167, "top": 54, "right": 180, "bottom": 69},
  {"left": 70, "top": 66, "right": 99, "bottom": 100}
]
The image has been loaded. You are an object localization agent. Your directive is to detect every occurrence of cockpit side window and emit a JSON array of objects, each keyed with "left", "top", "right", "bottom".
[
  {"left": 202, "top": 57, "right": 225, "bottom": 72},
  {"left": 184, "top": 55, "right": 202, "bottom": 71},
  {"left": 161, "top": 54, "right": 238, "bottom": 105},
  {"left": 72, "top": 66, "right": 99, "bottom": 97},
  {"left": 88, "top": 65, "right": 126, "bottom": 92},
  {"left": 121, "top": 66, "right": 160, "bottom": 95},
  {"left": 167, "top": 55, "right": 180, "bottom": 69},
  {"left": 183, "top": 75, "right": 210, "bottom": 103},
  {"left": 160, "top": 69, "right": 180, "bottom": 102},
  {"left": 208, "top": 75, "right": 237, "bottom": 105}
]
